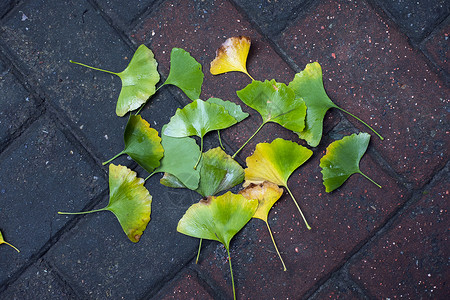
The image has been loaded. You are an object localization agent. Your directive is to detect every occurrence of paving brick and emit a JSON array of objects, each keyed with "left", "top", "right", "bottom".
[
  {"left": 309, "top": 276, "right": 365, "bottom": 300},
  {"left": 0, "top": 0, "right": 146, "bottom": 161},
  {"left": 46, "top": 177, "right": 202, "bottom": 299},
  {"left": 0, "top": 0, "right": 14, "bottom": 18},
  {"left": 232, "top": 0, "right": 310, "bottom": 38},
  {"left": 0, "top": 60, "right": 39, "bottom": 147},
  {"left": 0, "top": 260, "right": 77, "bottom": 299},
  {"left": 152, "top": 269, "right": 213, "bottom": 300},
  {"left": 422, "top": 17, "right": 450, "bottom": 75},
  {"left": 95, "top": 0, "right": 160, "bottom": 28},
  {"left": 374, "top": 0, "right": 449, "bottom": 43},
  {"left": 280, "top": 0, "right": 449, "bottom": 188},
  {"left": 0, "top": 115, "right": 106, "bottom": 284},
  {"left": 130, "top": 0, "right": 319, "bottom": 161},
  {"left": 349, "top": 171, "right": 449, "bottom": 299},
  {"left": 191, "top": 144, "right": 409, "bottom": 299}
]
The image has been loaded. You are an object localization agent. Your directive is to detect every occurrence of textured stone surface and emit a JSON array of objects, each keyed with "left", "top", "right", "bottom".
[
  {"left": 0, "top": 116, "right": 105, "bottom": 284},
  {"left": 0, "top": 261, "right": 77, "bottom": 299},
  {"left": 152, "top": 270, "right": 213, "bottom": 299},
  {"left": 192, "top": 146, "right": 409, "bottom": 299},
  {"left": 96, "top": 0, "right": 161, "bottom": 28},
  {"left": 423, "top": 17, "right": 450, "bottom": 76},
  {"left": 232, "top": 0, "right": 310, "bottom": 37},
  {"left": 309, "top": 276, "right": 365, "bottom": 299},
  {"left": 0, "top": 0, "right": 14, "bottom": 18},
  {"left": 46, "top": 178, "right": 201, "bottom": 299},
  {"left": 0, "top": 60, "right": 39, "bottom": 148},
  {"left": 280, "top": 0, "right": 449, "bottom": 188},
  {"left": 349, "top": 172, "right": 449, "bottom": 298},
  {"left": 374, "top": 0, "right": 449, "bottom": 43},
  {"left": 0, "top": 0, "right": 135, "bottom": 161}
]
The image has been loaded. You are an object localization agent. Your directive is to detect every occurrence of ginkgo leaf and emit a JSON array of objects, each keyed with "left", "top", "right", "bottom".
[
  {"left": 163, "top": 99, "right": 237, "bottom": 168},
  {"left": 210, "top": 36, "right": 254, "bottom": 80},
  {"left": 244, "top": 138, "right": 313, "bottom": 229},
  {"left": 232, "top": 79, "right": 306, "bottom": 158},
  {"left": 103, "top": 115, "right": 164, "bottom": 174},
  {"left": 59, "top": 164, "right": 151, "bottom": 243},
  {"left": 177, "top": 191, "right": 258, "bottom": 300},
  {"left": 154, "top": 125, "right": 201, "bottom": 190},
  {"left": 240, "top": 182, "right": 286, "bottom": 270},
  {"left": 159, "top": 147, "right": 244, "bottom": 197},
  {"left": 162, "top": 48, "right": 204, "bottom": 100},
  {"left": 206, "top": 98, "right": 249, "bottom": 122},
  {"left": 320, "top": 132, "right": 381, "bottom": 192},
  {"left": 0, "top": 230, "right": 20, "bottom": 252},
  {"left": 288, "top": 62, "right": 383, "bottom": 147},
  {"left": 71, "top": 44, "right": 160, "bottom": 117}
]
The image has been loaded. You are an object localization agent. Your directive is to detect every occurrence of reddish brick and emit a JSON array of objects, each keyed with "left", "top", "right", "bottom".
[
  {"left": 423, "top": 18, "right": 450, "bottom": 75},
  {"left": 191, "top": 149, "right": 409, "bottom": 299},
  {"left": 309, "top": 277, "right": 364, "bottom": 300},
  {"left": 280, "top": 0, "right": 449, "bottom": 188},
  {"left": 349, "top": 173, "right": 449, "bottom": 298},
  {"left": 154, "top": 270, "right": 213, "bottom": 300},
  {"left": 129, "top": 0, "right": 339, "bottom": 159}
]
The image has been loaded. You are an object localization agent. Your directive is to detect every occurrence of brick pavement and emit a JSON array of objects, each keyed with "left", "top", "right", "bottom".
[{"left": 0, "top": 0, "right": 448, "bottom": 299}]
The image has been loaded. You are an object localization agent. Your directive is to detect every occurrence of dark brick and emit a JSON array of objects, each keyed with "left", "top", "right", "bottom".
[
  {"left": 349, "top": 172, "right": 449, "bottom": 298},
  {"left": 374, "top": 0, "right": 449, "bottom": 43},
  {"left": 0, "top": 0, "right": 141, "bottom": 161},
  {"left": 46, "top": 177, "right": 202, "bottom": 299},
  {"left": 0, "top": 0, "right": 14, "bottom": 18},
  {"left": 95, "top": 0, "right": 161, "bottom": 28},
  {"left": 422, "top": 16, "right": 450, "bottom": 76},
  {"left": 0, "top": 261, "right": 77, "bottom": 299},
  {"left": 152, "top": 270, "right": 213, "bottom": 300},
  {"left": 0, "top": 60, "right": 39, "bottom": 147},
  {"left": 280, "top": 0, "right": 449, "bottom": 188},
  {"left": 191, "top": 150, "right": 409, "bottom": 299},
  {"left": 0, "top": 115, "right": 106, "bottom": 284},
  {"left": 232, "top": 0, "right": 310, "bottom": 37},
  {"left": 309, "top": 276, "right": 365, "bottom": 300}
]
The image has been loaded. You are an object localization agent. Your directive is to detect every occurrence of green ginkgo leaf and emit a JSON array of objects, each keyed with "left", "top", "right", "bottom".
[
  {"left": 163, "top": 99, "right": 237, "bottom": 168},
  {"left": 162, "top": 48, "right": 204, "bottom": 100},
  {"left": 244, "top": 138, "right": 313, "bottom": 229},
  {"left": 320, "top": 132, "right": 381, "bottom": 192},
  {"left": 177, "top": 192, "right": 258, "bottom": 300},
  {"left": 59, "top": 164, "right": 152, "bottom": 243},
  {"left": 206, "top": 98, "right": 249, "bottom": 122},
  {"left": 0, "top": 230, "right": 20, "bottom": 252},
  {"left": 240, "top": 182, "right": 286, "bottom": 270},
  {"left": 103, "top": 115, "right": 164, "bottom": 173},
  {"left": 70, "top": 45, "right": 160, "bottom": 117},
  {"left": 288, "top": 62, "right": 383, "bottom": 147},
  {"left": 159, "top": 147, "right": 244, "bottom": 197},
  {"left": 233, "top": 79, "right": 306, "bottom": 158},
  {"left": 154, "top": 125, "right": 201, "bottom": 190}
]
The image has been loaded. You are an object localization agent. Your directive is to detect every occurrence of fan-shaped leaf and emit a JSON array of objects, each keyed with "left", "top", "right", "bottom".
[
  {"left": 163, "top": 48, "right": 204, "bottom": 100},
  {"left": 320, "top": 132, "right": 381, "bottom": 192},
  {"left": 103, "top": 115, "right": 164, "bottom": 173},
  {"left": 240, "top": 182, "right": 286, "bottom": 270},
  {"left": 0, "top": 230, "right": 20, "bottom": 252},
  {"left": 244, "top": 138, "right": 313, "bottom": 229},
  {"left": 70, "top": 44, "right": 160, "bottom": 117},
  {"left": 289, "top": 62, "right": 383, "bottom": 147},
  {"left": 237, "top": 79, "right": 306, "bottom": 132},
  {"left": 155, "top": 125, "right": 200, "bottom": 190},
  {"left": 210, "top": 36, "right": 253, "bottom": 80},
  {"left": 59, "top": 164, "right": 151, "bottom": 243},
  {"left": 206, "top": 98, "right": 249, "bottom": 122}
]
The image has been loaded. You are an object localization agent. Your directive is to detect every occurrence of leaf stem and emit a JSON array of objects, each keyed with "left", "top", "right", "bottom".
[
  {"left": 145, "top": 171, "right": 157, "bottom": 182},
  {"left": 58, "top": 208, "right": 107, "bottom": 215},
  {"left": 217, "top": 130, "right": 225, "bottom": 150},
  {"left": 102, "top": 151, "right": 125, "bottom": 166},
  {"left": 265, "top": 221, "right": 287, "bottom": 271},
  {"left": 336, "top": 107, "right": 384, "bottom": 140},
  {"left": 196, "top": 238, "right": 202, "bottom": 264},
  {"left": 69, "top": 60, "right": 117, "bottom": 75},
  {"left": 285, "top": 185, "right": 311, "bottom": 230},
  {"left": 245, "top": 71, "right": 255, "bottom": 81},
  {"left": 226, "top": 246, "right": 236, "bottom": 300},
  {"left": 2, "top": 241, "right": 20, "bottom": 253},
  {"left": 232, "top": 122, "right": 265, "bottom": 159},
  {"left": 194, "top": 137, "right": 203, "bottom": 170},
  {"left": 359, "top": 171, "right": 382, "bottom": 189}
]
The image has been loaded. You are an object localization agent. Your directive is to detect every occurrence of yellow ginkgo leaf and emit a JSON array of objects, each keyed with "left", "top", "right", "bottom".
[
  {"left": 210, "top": 36, "right": 254, "bottom": 80},
  {"left": 0, "top": 230, "right": 20, "bottom": 252}
]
